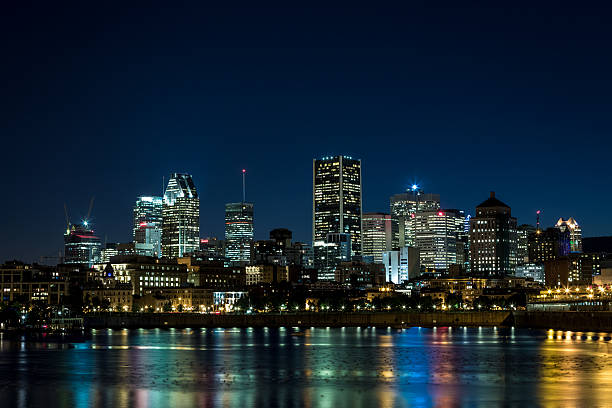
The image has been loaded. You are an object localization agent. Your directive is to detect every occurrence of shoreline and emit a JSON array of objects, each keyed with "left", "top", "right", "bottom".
[{"left": 81, "top": 311, "right": 612, "bottom": 332}]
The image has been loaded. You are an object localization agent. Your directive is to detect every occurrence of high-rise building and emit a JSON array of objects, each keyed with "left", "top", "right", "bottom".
[
  {"left": 64, "top": 223, "right": 101, "bottom": 267},
  {"left": 133, "top": 196, "right": 163, "bottom": 258},
  {"left": 382, "top": 246, "right": 420, "bottom": 284},
  {"left": 162, "top": 173, "right": 200, "bottom": 258},
  {"left": 469, "top": 192, "right": 517, "bottom": 276},
  {"left": 362, "top": 213, "right": 397, "bottom": 263},
  {"left": 414, "top": 209, "right": 466, "bottom": 272},
  {"left": 390, "top": 189, "right": 440, "bottom": 247},
  {"left": 528, "top": 227, "right": 570, "bottom": 263},
  {"left": 313, "top": 233, "right": 351, "bottom": 281},
  {"left": 517, "top": 224, "right": 536, "bottom": 265},
  {"left": 225, "top": 202, "right": 254, "bottom": 264},
  {"left": 555, "top": 217, "right": 582, "bottom": 253},
  {"left": 515, "top": 263, "right": 545, "bottom": 284},
  {"left": 313, "top": 156, "right": 362, "bottom": 256}
]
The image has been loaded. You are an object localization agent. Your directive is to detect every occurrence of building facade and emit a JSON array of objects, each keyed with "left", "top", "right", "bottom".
[
  {"left": 555, "top": 217, "right": 582, "bottom": 253},
  {"left": 517, "top": 224, "right": 536, "bottom": 265},
  {"left": 162, "top": 173, "right": 200, "bottom": 258},
  {"left": 528, "top": 227, "right": 570, "bottom": 264},
  {"left": 390, "top": 190, "right": 440, "bottom": 248},
  {"left": 64, "top": 224, "right": 101, "bottom": 267},
  {"left": 313, "top": 232, "right": 352, "bottom": 281},
  {"left": 469, "top": 192, "right": 518, "bottom": 276},
  {"left": 414, "top": 209, "right": 466, "bottom": 272},
  {"left": 382, "top": 246, "right": 420, "bottom": 284},
  {"left": 313, "top": 156, "right": 362, "bottom": 256},
  {"left": 362, "top": 213, "right": 397, "bottom": 263},
  {"left": 224, "top": 202, "right": 254, "bottom": 264},
  {"left": 133, "top": 196, "right": 163, "bottom": 258}
]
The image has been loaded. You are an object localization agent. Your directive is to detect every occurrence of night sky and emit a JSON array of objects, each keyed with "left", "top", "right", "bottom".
[{"left": 2, "top": 2, "right": 611, "bottom": 262}]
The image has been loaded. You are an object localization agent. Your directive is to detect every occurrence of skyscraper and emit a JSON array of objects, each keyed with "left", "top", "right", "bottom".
[
  {"left": 64, "top": 223, "right": 101, "bottom": 267},
  {"left": 517, "top": 224, "right": 536, "bottom": 264},
  {"left": 469, "top": 192, "right": 518, "bottom": 276},
  {"left": 133, "top": 196, "right": 163, "bottom": 257},
  {"left": 225, "top": 202, "right": 254, "bottom": 264},
  {"left": 313, "top": 155, "right": 362, "bottom": 256},
  {"left": 313, "top": 232, "right": 352, "bottom": 281},
  {"left": 390, "top": 189, "right": 440, "bottom": 247},
  {"left": 362, "top": 213, "right": 398, "bottom": 263},
  {"left": 555, "top": 217, "right": 582, "bottom": 253},
  {"left": 414, "top": 209, "right": 466, "bottom": 272},
  {"left": 162, "top": 173, "right": 200, "bottom": 258}
]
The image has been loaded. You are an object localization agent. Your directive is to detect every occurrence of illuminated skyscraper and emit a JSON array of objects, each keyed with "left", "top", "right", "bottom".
[
  {"left": 414, "top": 209, "right": 467, "bottom": 272},
  {"left": 162, "top": 173, "right": 200, "bottom": 258},
  {"left": 469, "top": 192, "right": 517, "bottom": 276},
  {"left": 390, "top": 189, "right": 440, "bottom": 247},
  {"left": 133, "top": 196, "right": 163, "bottom": 257},
  {"left": 314, "top": 232, "right": 351, "bottom": 281},
  {"left": 64, "top": 223, "right": 101, "bottom": 267},
  {"left": 362, "top": 213, "right": 397, "bottom": 263},
  {"left": 517, "top": 224, "right": 536, "bottom": 264},
  {"left": 555, "top": 217, "right": 582, "bottom": 253},
  {"left": 225, "top": 202, "right": 254, "bottom": 264},
  {"left": 313, "top": 155, "right": 362, "bottom": 256}
]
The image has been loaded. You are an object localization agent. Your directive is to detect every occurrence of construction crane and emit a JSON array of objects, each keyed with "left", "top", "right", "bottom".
[{"left": 83, "top": 197, "right": 95, "bottom": 227}]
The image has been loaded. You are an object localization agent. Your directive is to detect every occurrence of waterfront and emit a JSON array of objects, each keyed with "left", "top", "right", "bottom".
[{"left": 1, "top": 327, "right": 612, "bottom": 407}]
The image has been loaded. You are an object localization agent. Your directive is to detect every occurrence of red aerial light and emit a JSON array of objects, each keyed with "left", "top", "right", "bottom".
[
  {"left": 242, "top": 169, "right": 246, "bottom": 173},
  {"left": 200, "top": 239, "right": 209, "bottom": 243},
  {"left": 438, "top": 211, "right": 444, "bottom": 216}
]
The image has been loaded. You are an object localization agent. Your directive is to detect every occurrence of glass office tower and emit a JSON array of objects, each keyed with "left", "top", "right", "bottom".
[
  {"left": 133, "top": 196, "right": 163, "bottom": 257},
  {"left": 225, "top": 202, "right": 254, "bottom": 264},
  {"left": 162, "top": 173, "right": 200, "bottom": 258},
  {"left": 313, "top": 155, "right": 362, "bottom": 256}
]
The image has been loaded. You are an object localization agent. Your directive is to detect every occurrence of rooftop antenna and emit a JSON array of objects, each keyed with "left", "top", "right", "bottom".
[
  {"left": 242, "top": 169, "right": 246, "bottom": 202},
  {"left": 536, "top": 210, "right": 542, "bottom": 232},
  {"left": 162, "top": 175, "right": 165, "bottom": 197},
  {"left": 63, "top": 203, "right": 71, "bottom": 232}
]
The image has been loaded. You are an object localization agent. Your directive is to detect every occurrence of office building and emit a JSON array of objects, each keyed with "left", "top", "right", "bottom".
[
  {"left": 528, "top": 227, "right": 570, "bottom": 263},
  {"left": 555, "top": 217, "right": 582, "bottom": 253},
  {"left": 414, "top": 209, "right": 466, "bottom": 272},
  {"left": 515, "top": 263, "right": 545, "bottom": 284},
  {"left": 133, "top": 196, "right": 163, "bottom": 257},
  {"left": 517, "top": 224, "right": 536, "bottom": 265},
  {"left": 64, "top": 224, "right": 101, "bottom": 267},
  {"left": 313, "top": 233, "right": 352, "bottom": 281},
  {"left": 225, "top": 202, "right": 254, "bottom": 264},
  {"left": 313, "top": 155, "right": 362, "bottom": 256},
  {"left": 469, "top": 192, "right": 518, "bottom": 276},
  {"left": 390, "top": 189, "right": 440, "bottom": 247},
  {"left": 92, "top": 255, "right": 188, "bottom": 295},
  {"left": 161, "top": 173, "right": 200, "bottom": 258},
  {"left": 382, "top": 246, "right": 420, "bottom": 284},
  {"left": 362, "top": 213, "right": 398, "bottom": 263}
]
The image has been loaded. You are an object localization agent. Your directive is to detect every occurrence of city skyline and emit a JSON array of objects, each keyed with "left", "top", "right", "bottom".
[
  {"left": 0, "top": 160, "right": 602, "bottom": 263},
  {"left": 3, "top": 3, "right": 612, "bottom": 263}
]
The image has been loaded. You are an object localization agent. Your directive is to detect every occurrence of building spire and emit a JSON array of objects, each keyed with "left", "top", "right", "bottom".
[{"left": 242, "top": 169, "right": 246, "bottom": 203}]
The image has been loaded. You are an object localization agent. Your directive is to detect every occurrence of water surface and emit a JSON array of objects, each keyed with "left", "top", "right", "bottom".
[{"left": 1, "top": 327, "right": 611, "bottom": 407}]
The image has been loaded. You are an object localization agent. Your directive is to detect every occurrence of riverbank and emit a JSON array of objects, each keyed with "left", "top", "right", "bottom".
[{"left": 82, "top": 311, "right": 612, "bottom": 332}]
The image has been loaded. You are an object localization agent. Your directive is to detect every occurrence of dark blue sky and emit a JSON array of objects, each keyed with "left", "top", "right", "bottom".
[{"left": 2, "top": 2, "right": 611, "bottom": 262}]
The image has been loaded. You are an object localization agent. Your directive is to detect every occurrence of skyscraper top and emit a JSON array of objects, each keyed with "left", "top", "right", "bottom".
[
  {"left": 476, "top": 191, "right": 510, "bottom": 209},
  {"left": 164, "top": 173, "right": 198, "bottom": 205}
]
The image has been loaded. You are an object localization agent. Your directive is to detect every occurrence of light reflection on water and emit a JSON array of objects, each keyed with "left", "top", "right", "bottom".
[{"left": 0, "top": 327, "right": 611, "bottom": 407}]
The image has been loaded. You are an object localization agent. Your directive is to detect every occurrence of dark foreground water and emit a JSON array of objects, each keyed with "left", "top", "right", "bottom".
[{"left": 1, "top": 327, "right": 612, "bottom": 407}]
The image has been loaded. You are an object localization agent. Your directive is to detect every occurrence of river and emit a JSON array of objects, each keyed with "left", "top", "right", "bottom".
[{"left": 1, "top": 327, "right": 611, "bottom": 407}]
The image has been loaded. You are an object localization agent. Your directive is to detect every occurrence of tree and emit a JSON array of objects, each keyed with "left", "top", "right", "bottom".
[
  {"left": 177, "top": 304, "right": 184, "bottom": 313},
  {"left": 162, "top": 302, "right": 172, "bottom": 312}
]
